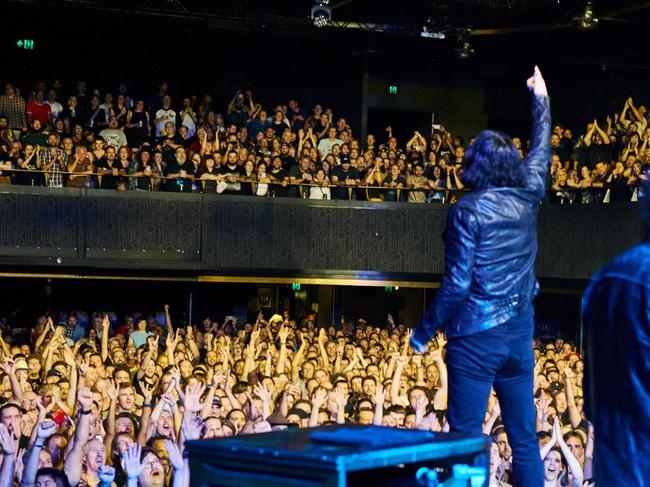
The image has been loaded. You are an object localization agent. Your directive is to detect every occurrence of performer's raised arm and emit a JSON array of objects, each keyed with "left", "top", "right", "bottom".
[{"left": 523, "top": 65, "right": 551, "bottom": 199}]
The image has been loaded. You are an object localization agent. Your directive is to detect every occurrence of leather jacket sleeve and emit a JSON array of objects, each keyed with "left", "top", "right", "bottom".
[
  {"left": 523, "top": 95, "right": 551, "bottom": 200},
  {"left": 412, "top": 206, "right": 479, "bottom": 347}
]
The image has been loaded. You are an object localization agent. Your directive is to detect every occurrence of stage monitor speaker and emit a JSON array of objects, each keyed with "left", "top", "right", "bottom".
[{"left": 186, "top": 425, "right": 489, "bottom": 486}]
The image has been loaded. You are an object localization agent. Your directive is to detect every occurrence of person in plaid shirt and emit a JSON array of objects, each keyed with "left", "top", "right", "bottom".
[
  {"left": 39, "top": 133, "right": 68, "bottom": 187},
  {"left": 0, "top": 83, "right": 27, "bottom": 131}
]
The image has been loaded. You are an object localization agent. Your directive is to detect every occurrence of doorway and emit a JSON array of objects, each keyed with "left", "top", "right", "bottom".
[{"left": 367, "top": 108, "right": 433, "bottom": 145}]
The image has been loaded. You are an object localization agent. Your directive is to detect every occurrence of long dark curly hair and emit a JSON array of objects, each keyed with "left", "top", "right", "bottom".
[{"left": 461, "top": 130, "right": 526, "bottom": 190}]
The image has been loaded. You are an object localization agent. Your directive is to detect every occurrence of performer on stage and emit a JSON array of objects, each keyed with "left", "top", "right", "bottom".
[
  {"left": 411, "top": 66, "right": 550, "bottom": 487},
  {"left": 583, "top": 177, "right": 650, "bottom": 486}
]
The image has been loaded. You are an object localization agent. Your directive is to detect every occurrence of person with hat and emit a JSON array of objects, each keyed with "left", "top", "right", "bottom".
[{"left": 330, "top": 155, "right": 360, "bottom": 200}]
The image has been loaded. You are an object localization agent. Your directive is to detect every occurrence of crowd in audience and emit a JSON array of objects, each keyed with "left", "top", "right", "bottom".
[
  {"left": 0, "top": 80, "right": 645, "bottom": 203},
  {"left": 547, "top": 98, "right": 649, "bottom": 203},
  {"left": 0, "top": 303, "right": 592, "bottom": 486}
]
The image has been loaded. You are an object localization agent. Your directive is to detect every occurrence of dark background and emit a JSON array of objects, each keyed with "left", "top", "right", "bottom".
[{"left": 3, "top": 1, "right": 650, "bottom": 139}]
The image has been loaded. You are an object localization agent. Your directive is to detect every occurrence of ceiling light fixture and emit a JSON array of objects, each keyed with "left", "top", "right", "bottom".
[
  {"left": 311, "top": 0, "right": 331, "bottom": 28},
  {"left": 575, "top": 1, "right": 599, "bottom": 30}
]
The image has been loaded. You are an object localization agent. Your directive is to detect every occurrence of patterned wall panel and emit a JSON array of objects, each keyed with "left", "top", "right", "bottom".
[
  {"left": 0, "top": 188, "right": 645, "bottom": 280},
  {"left": 202, "top": 198, "right": 448, "bottom": 274},
  {"left": 83, "top": 191, "right": 202, "bottom": 262},
  {"left": 0, "top": 187, "right": 80, "bottom": 258},
  {"left": 536, "top": 204, "right": 645, "bottom": 280}
]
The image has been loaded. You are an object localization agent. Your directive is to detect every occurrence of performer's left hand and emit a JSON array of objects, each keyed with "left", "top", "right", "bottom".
[
  {"left": 526, "top": 65, "right": 548, "bottom": 97},
  {"left": 410, "top": 328, "right": 429, "bottom": 353}
]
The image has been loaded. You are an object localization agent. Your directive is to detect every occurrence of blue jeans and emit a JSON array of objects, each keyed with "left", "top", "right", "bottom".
[{"left": 446, "top": 305, "right": 543, "bottom": 487}]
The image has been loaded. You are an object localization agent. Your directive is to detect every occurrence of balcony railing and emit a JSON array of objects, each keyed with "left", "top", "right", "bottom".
[{"left": 1, "top": 167, "right": 643, "bottom": 205}]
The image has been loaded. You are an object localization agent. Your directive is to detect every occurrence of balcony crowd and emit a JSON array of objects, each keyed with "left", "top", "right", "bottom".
[{"left": 0, "top": 81, "right": 646, "bottom": 204}]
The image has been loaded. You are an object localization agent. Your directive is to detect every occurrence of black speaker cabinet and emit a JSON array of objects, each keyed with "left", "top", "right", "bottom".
[{"left": 186, "top": 425, "right": 489, "bottom": 486}]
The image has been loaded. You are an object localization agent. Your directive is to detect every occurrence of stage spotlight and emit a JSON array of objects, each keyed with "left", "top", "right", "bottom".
[
  {"left": 311, "top": 0, "right": 331, "bottom": 28},
  {"left": 575, "top": 1, "right": 599, "bottom": 30},
  {"left": 421, "top": 28, "right": 446, "bottom": 39}
]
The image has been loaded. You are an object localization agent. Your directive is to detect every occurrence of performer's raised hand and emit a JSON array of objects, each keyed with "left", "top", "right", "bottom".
[{"left": 526, "top": 65, "right": 548, "bottom": 97}]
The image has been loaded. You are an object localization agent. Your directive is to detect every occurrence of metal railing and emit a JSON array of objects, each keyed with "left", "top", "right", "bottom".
[
  {"left": 0, "top": 167, "right": 642, "bottom": 204},
  {"left": 0, "top": 167, "right": 457, "bottom": 202}
]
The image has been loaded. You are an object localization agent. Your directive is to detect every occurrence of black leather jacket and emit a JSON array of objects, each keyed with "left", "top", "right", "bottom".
[
  {"left": 413, "top": 94, "right": 551, "bottom": 345},
  {"left": 583, "top": 239, "right": 650, "bottom": 486}
]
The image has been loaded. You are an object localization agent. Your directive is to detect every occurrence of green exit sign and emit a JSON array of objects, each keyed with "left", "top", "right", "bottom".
[
  {"left": 387, "top": 84, "right": 398, "bottom": 95},
  {"left": 16, "top": 39, "right": 35, "bottom": 50},
  {"left": 292, "top": 282, "right": 301, "bottom": 291}
]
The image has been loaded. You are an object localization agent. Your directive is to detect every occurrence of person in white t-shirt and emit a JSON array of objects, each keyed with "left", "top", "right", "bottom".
[
  {"left": 309, "top": 168, "right": 331, "bottom": 200},
  {"left": 99, "top": 117, "right": 128, "bottom": 149},
  {"left": 46, "top": 90, "right": 63, "bottom": 124},
  {"left": 154, "top": 95, "right": 176, "bottom": 137},
  {"left": 179, "top": 97, "right": 197, "bottom": 138},
  {"left": 317, "top": 127, "right": 343, "bottom": 158}
]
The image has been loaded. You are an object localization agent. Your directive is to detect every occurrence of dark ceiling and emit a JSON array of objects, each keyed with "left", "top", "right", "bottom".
[
  {"left": 2, "top": 0, "right": 649, "bottom": 136},
  {"left": 9, "top": 0, "right": 650, "bottom": 32},
  {"left": 7, "top": 0, "right": 650, "bottom": 69}
]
